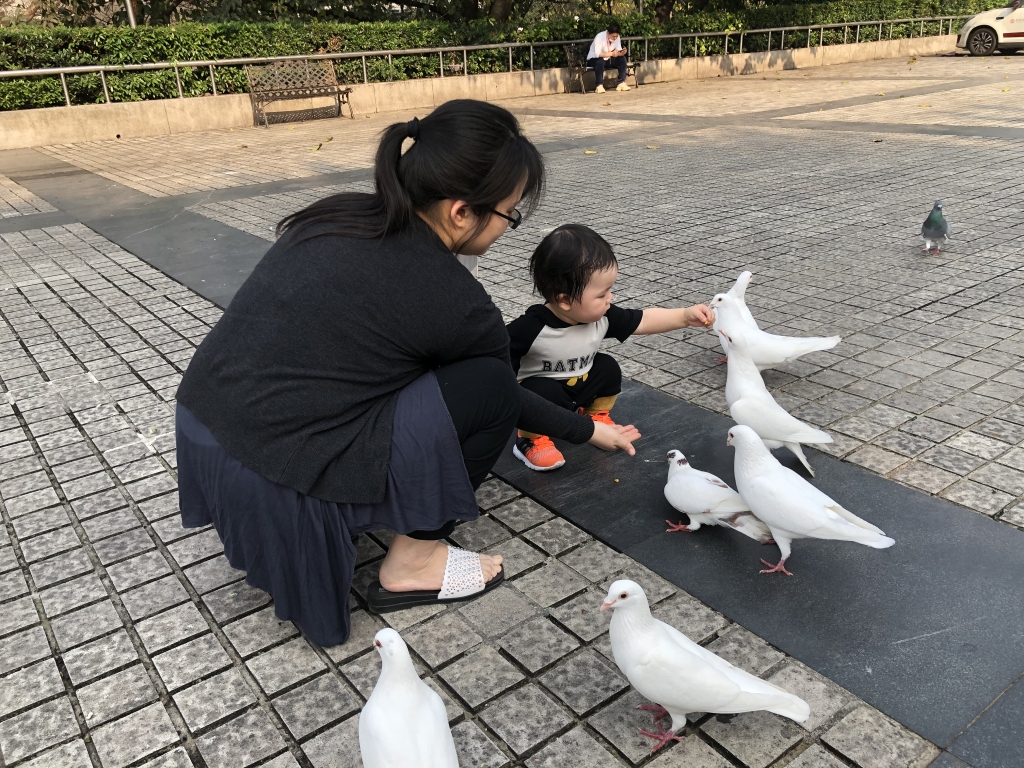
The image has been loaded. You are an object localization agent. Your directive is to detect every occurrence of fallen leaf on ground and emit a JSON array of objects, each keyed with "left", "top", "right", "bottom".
[
  {"left": 288, "top": 127, "right": 296, "bottom": 130},
  {"left": 919, "top": 103, "right": 931, "bottom": 107},
  {"left": 239, "top": 144, "right": 247, "bottom": 148},
  {"left": 1002, "top": 88, "right": 1011, "bottom": 92},
  {"left": 313, "top": 143, "right": 322, "bottom": 151},
  {"left": 325, "top": 136, "right": 333, "bottom": 142},
  {"left": 646, "top": 145, "right": 659, "bottom": 149},
  {"left": 877, "top": 91, "right": 886, "bottom": 96},
  {"left": 584, "top": 150, "right": 598, "bottom": 154},
  {"left": 872, "top": 138, "right": 884, "bottom": 142},
  {"left": 602, "top": 101, "right": 612, "bottom": 105}
]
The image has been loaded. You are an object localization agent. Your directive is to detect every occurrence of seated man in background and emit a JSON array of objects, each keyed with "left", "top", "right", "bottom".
[{"left": 587, "top": 22, "right": 630, "bottom": 93}]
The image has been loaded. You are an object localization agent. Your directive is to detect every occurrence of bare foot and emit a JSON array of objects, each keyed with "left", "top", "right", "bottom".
[{"left": 378, "top": 536, "right": 502, "bottom": 593}]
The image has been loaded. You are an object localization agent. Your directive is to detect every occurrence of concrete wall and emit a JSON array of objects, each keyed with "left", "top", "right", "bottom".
[{"left": 0, "top": 34, "right": 956, "bottom": 150}]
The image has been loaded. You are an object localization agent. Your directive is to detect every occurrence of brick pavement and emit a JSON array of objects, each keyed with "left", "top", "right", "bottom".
[
  {"left": 1, "top": 175, "right": 57, "bottom": 219},
  {"left": 0, "top": 228, "right": 937, "bottom": 766},
  {"left": 3, "top": 52, "right": 1024, "bottom": 768}
]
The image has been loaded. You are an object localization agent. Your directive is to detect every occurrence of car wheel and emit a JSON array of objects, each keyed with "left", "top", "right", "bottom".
[{"left": 967, "top": 27, "right": 998, "bottom": 56}]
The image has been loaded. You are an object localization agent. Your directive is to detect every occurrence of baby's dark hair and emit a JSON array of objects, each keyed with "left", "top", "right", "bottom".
[{"left": 529, "top": 224, "right": 618, "bottom": 305}]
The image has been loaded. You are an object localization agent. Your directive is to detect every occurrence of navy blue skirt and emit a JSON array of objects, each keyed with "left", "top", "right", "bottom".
[{"left": 176, "top": 372, "right": 479, "bottom": 647}]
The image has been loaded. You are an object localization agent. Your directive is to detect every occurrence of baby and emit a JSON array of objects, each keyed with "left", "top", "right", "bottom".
[{"left": 508, "top": 224, "right": 714, "bottom": 471}]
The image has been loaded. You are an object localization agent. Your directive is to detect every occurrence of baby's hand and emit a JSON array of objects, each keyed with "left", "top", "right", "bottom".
[{"left": 685, "top": 304, "right": 715, "bottom": 328}]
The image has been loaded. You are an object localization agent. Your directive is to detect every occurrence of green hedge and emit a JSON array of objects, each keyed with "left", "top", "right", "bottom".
[{"left": 0, "top": 0, "right": 997, "bottom": 111}]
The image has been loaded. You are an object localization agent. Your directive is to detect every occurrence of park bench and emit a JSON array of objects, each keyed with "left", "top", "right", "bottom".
[
  {"left": 244, "top": 60, "right": 354, "bottom": 128},
  {"left": 564, "top": 44, "right": 639, "bottom": 94}
]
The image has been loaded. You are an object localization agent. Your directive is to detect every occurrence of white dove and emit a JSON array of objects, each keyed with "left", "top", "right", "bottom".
[
  {"left": 359, "top": 628, "right": 459, "bottom": 768},
  {"left": 602, "top": 580, "right": 809, "bottom": 752},
  {"left": 663, "top": 449, "right": 773, "bottom": 543},
  {"left": 721, "top": 325, "right": 832, "bottom": 477},
  {"left": 728, "top": 425, "right": 895, "bottom": 576},
  {"left": 711, "top": 272, "right": 840, "bottom": 370}
]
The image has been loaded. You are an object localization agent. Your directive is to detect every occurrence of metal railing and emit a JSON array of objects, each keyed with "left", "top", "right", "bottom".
[{"left": 0, "top": 15, "right": 968, "bottom": 108}]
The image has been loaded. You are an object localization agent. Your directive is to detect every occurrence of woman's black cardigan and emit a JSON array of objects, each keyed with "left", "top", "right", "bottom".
[{"left": 176, "top": 218, "right": 594, "bottom": 504}]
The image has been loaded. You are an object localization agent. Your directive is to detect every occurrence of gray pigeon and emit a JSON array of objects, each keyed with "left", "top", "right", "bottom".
[{"left": 921, "top": 201, "right": 950, "bottom": 254}]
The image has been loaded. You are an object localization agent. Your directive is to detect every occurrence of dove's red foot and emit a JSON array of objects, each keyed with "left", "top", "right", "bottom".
[
  {"left": 638, "top": 703, "right": 670, "bottom": 722},
  {"left": 759, "top": 558, "right": 793, "bottom": 576},
  {"left": 665, "top": 520, "right": 692, "bottom": 533},
  {"left": 761, "top": 539, "right": 777, "bottom": 545},
  {"left": 639, "top": 722, "right": 685, "bottom": 753},
  {"left": 715, "top": 355, "right": 728, "bottom": 363}
]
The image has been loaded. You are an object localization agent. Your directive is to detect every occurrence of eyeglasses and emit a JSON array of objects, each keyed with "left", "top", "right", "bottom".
[{"left": 490, "top": 208, "right": 522, "bottom": 230}]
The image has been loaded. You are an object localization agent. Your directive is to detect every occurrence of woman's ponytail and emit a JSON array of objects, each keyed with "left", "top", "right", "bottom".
[{"left": 278, "top": 99, "right": 544, "bottom": 243}]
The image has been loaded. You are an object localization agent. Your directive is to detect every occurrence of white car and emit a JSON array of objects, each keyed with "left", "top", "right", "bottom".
[{"left": 957, "top": 0, "right": 1024, "bottom": 55}]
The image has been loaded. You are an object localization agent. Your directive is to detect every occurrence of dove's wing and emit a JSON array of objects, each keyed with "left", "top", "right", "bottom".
[
  {"left": 666, "top": 471, "right": 744, "bottom": 515},
  {"left": 743, "top": 469, "right": 887, "bottom": 546},
  {"left": 731, "top": 395, "right": 833, "bottom": 445},
  {"left": 623, "top": 621, "right": 742, "bottom": 716},
  {"left": 745, "top": 328, "right": 841, "bottom": 368},
  {"left": 657, "top": 621, "right": 809, "bottom": 721},
  {"left": 361, "top": 684, "right": 458, "bottom": 768}
]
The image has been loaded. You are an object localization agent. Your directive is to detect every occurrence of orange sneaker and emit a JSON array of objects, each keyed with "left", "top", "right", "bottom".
[
  {"left": 513, "top": 435, "right": 565, "bottom": 471},
  {"left": 589, "top": 410, "right": 616, "bottom": 427}
]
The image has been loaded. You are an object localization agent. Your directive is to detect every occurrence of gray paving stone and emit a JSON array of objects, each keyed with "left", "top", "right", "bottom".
[
  {"left": 223, "top": 605, "right": 300, "bottom": 658},
  {"left": 39, "top": 573, "right": 107, "bottom": 618},
  {"left": 0, "top": 658, "right": 63, "bottom": 719},
  {"left": 549, "top": 586, "right": 612, "bottom": 642},
  {"left": 588, "top": 688, "right": 657, "bottom": 764},
  {"left": 822, "top": 706, "right": 940, "bottom": 768},
  {"left": 652, "top": 591, "right": 730, "bottom": 644},
  {"left": 80, "top": 507, "right": 139, "bottom": 541},
  {"left": 106, "top": 550, "right": 172, "bottom": 591},
  {"left": 451, "top": 719, "right": 510, "bottom": 768},
  {"left": 701, "top": 710, "right": 804, "bottom": 768},
  {"left": 152, "top": 633, "right": 232, "bottom": 691},
  {"left": 0, "top": 566, "right": 29, "bottom": 601},
  {"left": 485, "top": 536, "right": 545, "bottom": 579},
  {"left": 272, "top": 673, "right": 361, "bottom": 739},
  {"left": 603, "top": 565, "right": 676, "bottom": 605},
  {"left": 480, "top": 683, "right": 573, "bottom": 756},
  {"left": 197, "top": 707, "right": 287, "bottom": 768},
  {"left": 458, "top": 583, "right": 537, "bottom": 638},
  {"left": 560, "top": 540, "right": 633, "bottom": 583},
  {"left": 166, "top": 528, "right": 223, "bottom": 566},
  {"left": 786, "top": 744, "right": 847, "bottom": 768},
  {"left": 183, "top": 554, "right": 244, "bottom": 595},
  {"left": 539, "top": 648, "right": 629, "bottom": 715},
  {"left": 13, "top": 507, "right": 71, "bottom": 539},
  {"left": 647, "top": 737, "right": 734, "bottom": 767},
  {"left": 92, "top": 527, "right": 156, "bottom": 565},
  {"left": 475, "top": 478, "right": 521, "bottom": 510},
  {"left": 526, "top": 726, "right": 621, "bottom": 767},
  {"left": 121, "top": 575, "right": 190, "bottom": 621},
  {"left": 404, "top": 610, "right": 483, "bottom": 668},
  {"left": 51, "top": 598, "right": 123, "bottom": 651},
  {"left": 247, "top": 637, "right": 326, "bottom": 695},
  {"left": 138, "top": 746, "right": 194, "bottom": 768},
  {"left": 91, "top": 702, "right": 179, "bottom": 768},
  {"left": 512, "top": 560, "right": 588, "bottom": 607},
  {"left": 203, "top": 580, "right": 271, "bottom": 622},
  {"left": 706, "top": 624, "right": 785, "bottom": 676},
  {"left": 173, "top": 668, "right": 257, "bottom": 732},
  {"left": 488, "top": 496, "right": 555, "bottom": 532},
  {"left": 301, "top": 716, "right": 361, "bottom": 768},
  {"left": 522, "top": 517, "right": 592, "bottom": 556},
  {"left": 77, "top": 663, "right": 159, "bottom": 728},
  {"left": 439, "top": 644, "right": 525, "bottom": 709},
  {"left": 941, "top": 479, "right": 1014, "bottom": 516},
  {"left": 451, "top": 515, "right": 513, "bottom": 551},
  {"left": 892, "top": 462, "right": 959, "bottom": 494},
  {"left": 0, "top": 593, "right": 39, "bottom": 636},
  {"left": 0, "top": 696, "right": 79, "bottom": 764},
  {"left": 29, "top": 548, "right": 93, "bottom": 588},
  {"left": 15, "top": 739, "right": 92, "bottom": 768},
  {"left": 61, "top": 629, "right": 138, "bottom": 685},
  {"left": 380, "top": 600, "right": 449, "bottom": 632},
  {"left": 499, "top": 615, "right": 580, "bottom": 674},
  {"left": 136, "top": 602, "right": 208, "bottom": 654}
]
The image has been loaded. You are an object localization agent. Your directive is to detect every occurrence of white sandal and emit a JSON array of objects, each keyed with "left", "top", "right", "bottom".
[{"left": 367, "top": 543, "right": 504, "bottom": 614}]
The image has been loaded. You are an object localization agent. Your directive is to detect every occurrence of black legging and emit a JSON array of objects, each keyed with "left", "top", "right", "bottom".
[{"left": 408, "top": 357, "right": 520, "bottom": 540}]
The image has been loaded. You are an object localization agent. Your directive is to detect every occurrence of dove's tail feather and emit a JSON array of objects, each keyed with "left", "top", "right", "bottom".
[
  {"left": 724, "top": 681, "right": 810, "bottom": 723},
  {"left": 766, "top": 694, "right": 812, "bottom": 724},
  {"left": 784, "top": 442, "right": 816, "bottom": 476},
  {"left": 781, "top": 335, "right": 842, "bottom": 362},
  {"left": 826, "top": 504, "right": 885, "bottom": 535},
  {"left": 820, "top": 523, "right": 895, "bottom": 549}
]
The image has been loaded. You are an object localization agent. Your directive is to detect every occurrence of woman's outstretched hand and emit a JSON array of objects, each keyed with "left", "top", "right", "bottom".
[{"left": 589, "top": 420, "right": 641, "bottom": 455}]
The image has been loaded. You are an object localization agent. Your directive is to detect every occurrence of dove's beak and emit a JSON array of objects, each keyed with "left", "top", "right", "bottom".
[
  {"left": 374, "top": 639, "right": 382, "bottom": 648},
  {"left": 599, "top": 598, "right": 615, "bottom": 612},
  {"left": 726, "top": 434, "right": 733, "bottom": 446}
]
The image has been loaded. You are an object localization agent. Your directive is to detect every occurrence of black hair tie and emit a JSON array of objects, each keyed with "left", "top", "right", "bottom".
[{"left": 406, "top": 117, "right": 420, "bottom": 141}]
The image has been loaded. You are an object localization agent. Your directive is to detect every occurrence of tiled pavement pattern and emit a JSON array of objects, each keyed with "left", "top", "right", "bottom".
[
  {"left": 2, "top": 52, "right": 1024, "bottom": 768},
  {"left": 0, "top": 174, "right": 57, "bottom": 219},
  {"left": 0, "top": 223, "right": 937, "bottom": 767}
]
